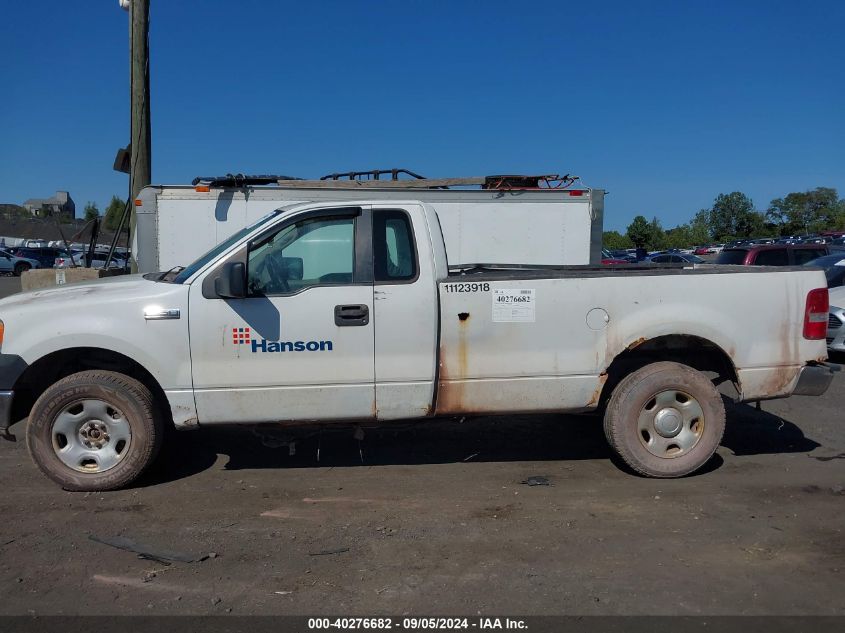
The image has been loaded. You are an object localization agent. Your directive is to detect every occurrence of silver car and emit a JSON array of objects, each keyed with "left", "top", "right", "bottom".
[
  {"left": 0, "top": 249, "right": 41, "bottom": 276},
  {"left": 827, "top": 286, "right": 845, "bottom": 352}
]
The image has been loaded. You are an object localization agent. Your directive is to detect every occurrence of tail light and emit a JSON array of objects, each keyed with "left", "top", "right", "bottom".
[{"left": 803, "top": 288, "right": 829, "bottom": 340}]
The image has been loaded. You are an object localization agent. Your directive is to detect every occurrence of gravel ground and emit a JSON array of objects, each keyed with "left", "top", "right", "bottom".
[{"left": 0, "top": 276, "right": 842, "bottom": 616}]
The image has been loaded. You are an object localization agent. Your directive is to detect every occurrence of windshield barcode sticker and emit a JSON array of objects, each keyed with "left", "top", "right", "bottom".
[{"left": 492, "top": 289, "right": 535, "bottom": 322}]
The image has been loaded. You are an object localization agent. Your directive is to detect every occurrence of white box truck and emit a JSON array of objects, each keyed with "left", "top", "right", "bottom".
[{"left": 133, "top": 173, "right": 604, "bottom": 274}]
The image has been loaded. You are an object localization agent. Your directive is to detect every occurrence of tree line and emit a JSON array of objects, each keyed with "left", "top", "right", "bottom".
[
  {"left": 83, "top": 196, "right": 127, "bottom": 230},
  {"left": 603, "top": 187, "right": 845, "bottom": 250}
]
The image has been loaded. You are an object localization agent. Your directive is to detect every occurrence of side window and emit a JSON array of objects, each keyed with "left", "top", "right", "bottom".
[
  {"left": 754, "top": 249, "right": 788, "bottom": 266},
  {"left": 651, "top": 255, "right": 668, "bottom": 263},
  {"left": 374, "top": 210, "right": 417, "bottom": 282},
  {"left": 246, "top": 216, "right": 355, "bottom": 295}
]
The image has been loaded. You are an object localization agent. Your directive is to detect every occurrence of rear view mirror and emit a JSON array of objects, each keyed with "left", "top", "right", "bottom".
[{"left": 215, "top": 262, "right": 246, "bottom": 298}]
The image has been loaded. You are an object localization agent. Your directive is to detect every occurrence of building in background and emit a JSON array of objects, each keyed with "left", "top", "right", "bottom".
[{"left": 23, "top": 191, "right": 75, "bottom": 219}]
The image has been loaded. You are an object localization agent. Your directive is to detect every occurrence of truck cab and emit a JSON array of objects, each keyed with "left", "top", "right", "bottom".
[{"left": 184, "top": 201, "right": 442, "bottom": 424}]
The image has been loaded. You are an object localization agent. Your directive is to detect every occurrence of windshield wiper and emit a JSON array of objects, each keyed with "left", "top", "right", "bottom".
[{"left": 158, "top": 266, "right": 184, "bottom": 282}]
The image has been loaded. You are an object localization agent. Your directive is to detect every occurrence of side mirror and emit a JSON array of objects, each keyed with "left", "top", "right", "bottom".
[{"left": 214, "top": 262, "right": 246, "bottom": 298}]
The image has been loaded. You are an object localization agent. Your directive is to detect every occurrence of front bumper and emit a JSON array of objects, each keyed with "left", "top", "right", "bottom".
[
  {"left": 0, "top": 353, "right": 28, "bottom": 440},
  {"left": 0, "top": 390, "right": 13, "bottom": 439},
  {"left": 792, "top": 362, "right": 839, "bottom": 396}
]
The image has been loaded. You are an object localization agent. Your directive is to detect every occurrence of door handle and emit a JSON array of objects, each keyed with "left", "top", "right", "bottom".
[{"left": 334, "top": 304, "right": 369, "bottom": 326}]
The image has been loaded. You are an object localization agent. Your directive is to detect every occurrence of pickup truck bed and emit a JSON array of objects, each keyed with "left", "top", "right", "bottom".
[{"left": 436, "top": 264, "right": 828, "bottom": 417}]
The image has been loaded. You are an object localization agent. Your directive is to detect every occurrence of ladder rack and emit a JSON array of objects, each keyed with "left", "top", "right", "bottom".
[{"left": 192, "top": 170, "right": 581, "bottom": 191}]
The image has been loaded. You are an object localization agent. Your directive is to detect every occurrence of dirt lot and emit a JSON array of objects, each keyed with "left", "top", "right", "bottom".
[{"left": 0, "top": 276, "right": 842, "bottom": 616}]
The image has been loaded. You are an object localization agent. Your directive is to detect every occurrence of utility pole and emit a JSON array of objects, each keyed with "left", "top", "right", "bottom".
[{"left": 122, "top": 0, "right": 151, "bottom": 272}]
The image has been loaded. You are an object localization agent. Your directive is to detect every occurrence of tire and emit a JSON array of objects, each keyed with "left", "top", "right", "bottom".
[
  {"left": 603, "top": 361, "right": 725, "bottom": 478},
  {"left": 14, "top": 262, "right": 30, "bottom": 276},
  {"left": 26, "top": 370, "right": 163, "bottom": 491}
]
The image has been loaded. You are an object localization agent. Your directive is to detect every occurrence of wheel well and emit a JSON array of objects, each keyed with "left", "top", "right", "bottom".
[
  {"left": 12, "top": 347, "right": 171, "bottom": 426},
  {"left": 599, "top": 335, "right": 739, "bottom": 408}
]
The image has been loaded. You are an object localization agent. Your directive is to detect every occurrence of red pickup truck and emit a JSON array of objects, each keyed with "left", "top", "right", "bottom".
[{"left": 716, "top": 244, "right": 828, "bottom": 266}]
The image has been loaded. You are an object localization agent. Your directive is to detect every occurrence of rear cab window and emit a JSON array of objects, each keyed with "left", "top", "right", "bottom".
[{"left": 373, "top": 209, "right": 418, "bottom": 282}]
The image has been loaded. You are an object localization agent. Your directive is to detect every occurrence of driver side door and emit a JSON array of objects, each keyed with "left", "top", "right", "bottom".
[{"left": 188, "top": 207, "right": 376, "bottom": 424}]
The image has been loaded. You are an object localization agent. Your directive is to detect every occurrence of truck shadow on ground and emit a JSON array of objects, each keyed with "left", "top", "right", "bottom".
[{"left": 138, "top": 398, "right": 820, "bottom": 487}]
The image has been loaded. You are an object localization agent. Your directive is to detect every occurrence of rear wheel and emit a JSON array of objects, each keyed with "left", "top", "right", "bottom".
[
  {"left": 603, "top": 361, "right": 725, "bottom": 478},
  {"left": 14, "top": 262, "right": 30, "bottom": 276},
  {"left": 26, "top": 370, "right": 162, "bottom": 491}
]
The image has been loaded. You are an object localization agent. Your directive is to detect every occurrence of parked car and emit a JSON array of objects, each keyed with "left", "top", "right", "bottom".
[
  {"left": 644, "top": 253, "right": 705, "bottom": 264},
  {"left": 12, "top": 247, "right": 72, "bottom": 269},
  {"left": 693, "top": 246, "right": 710, "bottom": 255},
  {"left": 600, "top": 249, "right": 629, "bottom": 265},
  {"left": 826, "top": 285, "right": 845, "bottom": 353},
  {"left": 715, "top": 245, "right": 829, "bottom": 266},
  {"left": 0, "top": 249, "right": 41, "bottom": 276},
  {"left": 55, "top": 252, "right": 127, "bottom": 270},
  {"left": 804, "top": 253, "right": 845, "bottom": 288}
]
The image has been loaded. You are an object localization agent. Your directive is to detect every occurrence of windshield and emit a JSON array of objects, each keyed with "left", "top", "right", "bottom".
[{"left": 171, "top": 210, "right": 282, "bottom": 284}]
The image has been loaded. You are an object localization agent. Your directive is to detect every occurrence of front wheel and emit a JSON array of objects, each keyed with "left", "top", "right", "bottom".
[
  {"left": 14, "top": 262, "right": 30, "bottom": 276},
  {"left": 26, "top": 370, "right": 163, "bottom": 491},
  {"left": 603, "top": 361, "right": 725, "bottom": 478}
]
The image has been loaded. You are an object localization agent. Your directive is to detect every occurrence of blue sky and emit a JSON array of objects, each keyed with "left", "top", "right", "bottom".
[{"left": 1, "top": 1, "right": 842, "bottom": 231}]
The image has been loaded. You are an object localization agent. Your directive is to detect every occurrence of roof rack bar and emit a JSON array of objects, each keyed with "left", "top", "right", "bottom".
[
  {"left": 192, "top": 174, "right": 302, "bottom": 187},
  {"left": 320, "top": 168, "right": 427, "bottom": 181},
  {"left": 276, "top": 177, "right": 488, "bottom": 189},
  {"left": 277, "top": 174, "right": 581, "bottom": 190}
]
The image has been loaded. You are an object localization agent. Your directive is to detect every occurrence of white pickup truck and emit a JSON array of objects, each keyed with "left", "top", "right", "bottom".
[{"left": 0, "top": 200, "right": 836, "bottom": 491}]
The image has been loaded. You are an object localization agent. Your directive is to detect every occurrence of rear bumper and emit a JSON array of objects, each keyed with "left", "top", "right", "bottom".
[{"left": 792, "top": 362, "right": 839, "bottom": 396}]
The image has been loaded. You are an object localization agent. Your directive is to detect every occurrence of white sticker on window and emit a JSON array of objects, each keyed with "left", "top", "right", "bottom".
[{"left": 492, "top": 289, "right": 535, "bottom": 322}]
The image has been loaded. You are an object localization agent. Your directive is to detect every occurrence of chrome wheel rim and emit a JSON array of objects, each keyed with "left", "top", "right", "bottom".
[
  {"left": 637, "top": 390, "right": 704, "bottom": 459},
  {"left": 51, "top": 399, "right": 132, "bottom": 473}
]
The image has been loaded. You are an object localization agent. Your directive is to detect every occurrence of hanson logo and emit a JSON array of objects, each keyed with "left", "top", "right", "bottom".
[
  {"left": 231, "top": 327, "right": 333, "bottom": 354},
  {"left": 232, "top": 327, "right": 251, "bottom": 344}
]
